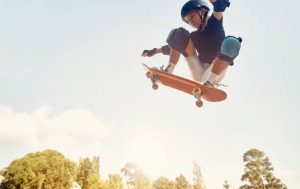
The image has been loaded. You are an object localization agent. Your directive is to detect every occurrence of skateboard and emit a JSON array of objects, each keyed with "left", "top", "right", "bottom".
[{"left": 143, "top": 64, "right": 227, "bottom": 108}]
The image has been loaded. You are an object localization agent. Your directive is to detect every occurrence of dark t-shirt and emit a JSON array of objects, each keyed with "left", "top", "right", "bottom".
[
  {"left": 191, "top": 14, "right": 225, "bottom": 64},
  {"left": 161, "top": 15, "right": 225, "bottom": 63}
]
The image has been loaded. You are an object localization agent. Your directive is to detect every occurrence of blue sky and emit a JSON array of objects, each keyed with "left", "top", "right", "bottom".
[{"left": 1, "top": 0, "right": 300, "bottom": 188}]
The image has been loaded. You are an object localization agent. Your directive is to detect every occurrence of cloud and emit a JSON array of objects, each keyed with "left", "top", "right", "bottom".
[{"left": 0, "top": 104, "right": 108, "bottom": 160}]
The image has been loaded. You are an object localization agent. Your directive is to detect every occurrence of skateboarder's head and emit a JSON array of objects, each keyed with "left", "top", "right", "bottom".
[{"left": 181, "top": 0, "right": 210, "bottom": 28}]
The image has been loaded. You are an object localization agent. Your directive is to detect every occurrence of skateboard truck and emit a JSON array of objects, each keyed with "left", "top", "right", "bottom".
[
  {"left": 146, "top": 71, "right": 159, "bottom": 90},
  {"left": 192, "top": 87, "right": 203, "bottom": 108}
]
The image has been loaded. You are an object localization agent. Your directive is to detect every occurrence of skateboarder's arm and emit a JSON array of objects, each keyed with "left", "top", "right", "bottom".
[
  {"left": 142, "top": 45, "right": 171, "bottom": 57},
  {"left": 160, "top": 45, "right": 171, "bottom": 55},
  {"left": 210, "top": 0, "right": 230, "bottom": 21}
]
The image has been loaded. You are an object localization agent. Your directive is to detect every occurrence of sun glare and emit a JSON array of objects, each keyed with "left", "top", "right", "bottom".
[{"left": 126, "top": 134, "right": 167, "bottom": 177}]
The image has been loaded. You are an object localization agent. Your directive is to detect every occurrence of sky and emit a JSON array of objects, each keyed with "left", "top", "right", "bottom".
[{"left": 0, "top": 0, "right": 300, "bottom": 188}]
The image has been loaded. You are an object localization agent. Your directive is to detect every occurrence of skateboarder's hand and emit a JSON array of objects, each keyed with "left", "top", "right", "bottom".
[
  {"left": 211, "top": 0, "right": 230, "bottom": 12},
  {"left": 142, "top": 48, "right": 157, "bottom": 57}
]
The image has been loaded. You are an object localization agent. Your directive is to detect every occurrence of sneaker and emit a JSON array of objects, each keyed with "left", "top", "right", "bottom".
[{"left": 203, "top": 81, "right": 215, "bottom": 88}]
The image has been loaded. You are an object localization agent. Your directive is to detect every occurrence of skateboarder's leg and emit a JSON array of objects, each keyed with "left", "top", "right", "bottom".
[
  {"left": 169, "top": 48, "right": 180, "bottom": 64},
  {"left": 163, "top": 27, "right": 190, "bottom": 73},
  {"left": 206, "top": 57, "right": 229, "bottom": 84},
  {"left": 206, "top": 36, "right": 242, "bottom": 85},
  {"left": 166, "top": 27, "right": 206, "bottom": 82},
  {"left": 205, "top": 62, "right": 227, "bottom": 84},
  {"left": 184, "top": 40, "right": 207, "bottom": 82},
  {"left": 214, "top": 68, "right": 227, "bottom": 84},
  {"left": 165, "top": 48, "right": 181, "bottom": 73}
]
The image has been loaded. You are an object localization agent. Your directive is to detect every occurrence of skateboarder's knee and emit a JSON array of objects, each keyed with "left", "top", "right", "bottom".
[
  {"left": 218, "top": 36, "right": 242, "bottom": 65},
  {"left": 166, "top": 27, "right": 190, "bottom": 57}
]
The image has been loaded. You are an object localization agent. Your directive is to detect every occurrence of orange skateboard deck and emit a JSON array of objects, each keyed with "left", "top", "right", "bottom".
[{"left": 143, "top": 64, "right": 227, "bottom": 107}]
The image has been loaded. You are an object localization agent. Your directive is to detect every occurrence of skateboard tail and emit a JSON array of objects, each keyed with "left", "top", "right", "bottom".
[{"left": 202, "top": 90, "right": 227, "bottom": 102}]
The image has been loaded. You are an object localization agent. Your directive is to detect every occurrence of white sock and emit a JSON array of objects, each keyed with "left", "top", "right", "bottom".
[
  {"left": 166, "top": 62, "right": 176, "bottom": 73},
  {"left": 207, "top": 72, "right": 219, "bottom": 83}
]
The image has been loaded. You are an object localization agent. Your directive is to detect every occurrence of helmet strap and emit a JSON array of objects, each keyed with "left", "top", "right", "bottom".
[{"left": 198, "top": 10, "right": 208, "bottom": 32}]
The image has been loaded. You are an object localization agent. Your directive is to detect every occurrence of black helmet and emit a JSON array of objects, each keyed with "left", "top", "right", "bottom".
[{"left": 181, "top": 0, "right": 210, "bottom": 22}]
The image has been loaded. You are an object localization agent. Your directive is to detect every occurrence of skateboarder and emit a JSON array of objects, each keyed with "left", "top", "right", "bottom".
[{"left": 142, "top": 0, "right": 242, "bottom": 88}]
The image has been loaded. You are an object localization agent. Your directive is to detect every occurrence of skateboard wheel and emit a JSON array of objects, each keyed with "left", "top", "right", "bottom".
[
  {"left": 195, "top": 100, "right": 203, "bottom": 108},
  {"left": 146, "top": 71, "right": 152, "bottom": 78},
  {"left": 152, "top": 84, "right": 159, "bottom": 90},
  {"left": 192, "top": 87, "right": 201, "bottom": 97}
]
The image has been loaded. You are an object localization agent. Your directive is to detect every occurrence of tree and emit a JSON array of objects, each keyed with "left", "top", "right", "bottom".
[
  {"left": 152, "top": 177, "right": 176, "bottom": 189},
  {"left": 0, "top": 149, "right": 76, "bottom": 189},
  {"left": 239, "top": 149, "right": 287, "bottom": 189},
  {"left": 0, "top": 168, "right": 5, "bottom": 176},
  {"left": 175, "top": 175, "right": 191, "bottom": 189},
  {"left": 223, "top": 180, "right": 231, "bottom": 189},
  {"left": 192, "top": 160, "right": 205, "bottom": 189},
  {"left": 76, "top": 157, "right": 102, "bottom": 189},
  {"left": 105, "top": 174, "right": 124, "bottom": 189},
  {"left": 121, "top": 163, "right": 151, "bottom": 189},
  {"left": 91, "top": 156, "right": 100, "bottom": 176}
]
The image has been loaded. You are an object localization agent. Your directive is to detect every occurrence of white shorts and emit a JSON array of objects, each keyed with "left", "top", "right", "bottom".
[{"left": 185, "top": 56, "right": 227, "bottom": 84}]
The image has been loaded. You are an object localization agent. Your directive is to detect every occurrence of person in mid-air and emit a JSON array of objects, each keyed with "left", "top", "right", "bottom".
[{"left": 142, "top": 0, "right": 242, "bottom": 88}]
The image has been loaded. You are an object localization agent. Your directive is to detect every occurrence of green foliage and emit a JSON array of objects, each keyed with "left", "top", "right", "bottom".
[
  {"left": 175, "top": 174, "right": 191, "bottom": 189},
  {"left": 76, "top": 157, "right": 102, "bottom": 189},
  {"left": 105, "top": 174, "right": 124, "bottom": 189},
  {"left": 0, "top": 169, "right": 5, "bottom": 176},
  {"left": 239, "top": 149, "right": 287, "bottom": 189},
  {"left": 0, "top": 149, "right": 76, "bottom": 189},
  {"left": 152, "top": 177, "right": 176, "bottom": 189},
  {"left": 2, "top": 148, "right": 289, "bottom": 189},
  {"left": 121, "top": 163, "right": 151, "bottom": 189},
  {"left": 85, "top": 173, "right": 103, "bottom": 189}
]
